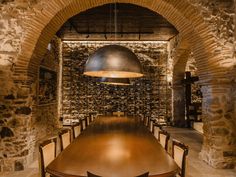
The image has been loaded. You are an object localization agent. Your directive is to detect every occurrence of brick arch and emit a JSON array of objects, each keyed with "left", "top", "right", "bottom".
[
  {"left": 15, "top": 0, "right": 225, "bottom": 83},
  {"left": 173, "top": 49, "right": 191, "bottom": 86}
]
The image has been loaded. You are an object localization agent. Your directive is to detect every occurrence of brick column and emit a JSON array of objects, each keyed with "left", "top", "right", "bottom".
[
  {"left": 199, "top": 83, "right": 236, "bottom": 169},
  {"left": 172, "top": 84, "right": 186, "bottom": 127}
]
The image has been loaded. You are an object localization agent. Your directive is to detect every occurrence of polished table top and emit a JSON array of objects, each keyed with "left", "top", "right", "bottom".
[{"left": 47, "top": 116, "right": 178, "bottom": 177}]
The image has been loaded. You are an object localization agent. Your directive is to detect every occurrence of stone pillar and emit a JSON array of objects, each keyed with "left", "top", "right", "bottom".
[
  {"left": 0, "top": 78, "right": 35, "bottom": 172},
  {"left": 199, "top": 83, "right": 236, "bottom": 169},
  {"left": 172, "top": 84, "right": 186, "bottom": 127}
]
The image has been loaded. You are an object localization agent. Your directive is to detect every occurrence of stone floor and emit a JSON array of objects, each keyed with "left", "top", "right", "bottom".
[
  {"left": 0, "top": 127, "right": 235, "bottom": 177},
  {"left": 164, "top": 127, "right": 236, "bottom": 177}
]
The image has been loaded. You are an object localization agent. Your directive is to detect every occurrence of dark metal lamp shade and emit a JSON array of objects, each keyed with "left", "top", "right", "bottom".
[
  {"left": 84, "top": 45, "right": 143, "bottom": 78},
  {"left": 99, "top": 77, "right": 131, "bottom": 86}
]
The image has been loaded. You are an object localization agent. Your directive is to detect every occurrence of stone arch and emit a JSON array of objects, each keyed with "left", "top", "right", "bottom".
[
  {"left": 9, "top": 0, "right": 235, "bottom": 169},
  {"left": 173, "top": 50, "right": 191, "bottom": 86},
  {"left": 15, "top": 0, "right": 226, "bottom": 83},
  {"left": 172, "top": 47, "right": 191, "bottom": 127}
]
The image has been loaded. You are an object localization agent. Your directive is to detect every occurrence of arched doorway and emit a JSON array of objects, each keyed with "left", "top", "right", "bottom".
[{"left": 1, "top": 0, "right": 234, "bottom": 171}]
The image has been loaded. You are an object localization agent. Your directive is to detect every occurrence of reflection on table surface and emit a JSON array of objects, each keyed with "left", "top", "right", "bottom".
[{"left": 47, "top": 116, "right": 178, "bottom": 177}]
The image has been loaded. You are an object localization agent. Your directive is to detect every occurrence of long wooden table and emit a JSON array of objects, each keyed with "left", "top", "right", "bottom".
[{"left": 47, "top": 116, "right": 178, "bottom": 177}]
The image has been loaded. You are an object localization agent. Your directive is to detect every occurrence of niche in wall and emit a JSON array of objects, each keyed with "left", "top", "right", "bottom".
[
  {"left": 38, "top": 67, "right": 57, "bottom": 105},
  {"left": 35, "top": 37, "right": 61, "bottom": 138}
]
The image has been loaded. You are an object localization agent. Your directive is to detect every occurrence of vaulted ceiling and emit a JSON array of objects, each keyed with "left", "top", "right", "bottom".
[{"left": 57, "top": 3, "right": 178, "bottom": 41}]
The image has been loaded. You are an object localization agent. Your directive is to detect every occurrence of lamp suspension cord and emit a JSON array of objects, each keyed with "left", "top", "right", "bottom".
[
  {"left": 109, "top": 3, "right": 112, "bottom": 38},
  {"left": 114, "top": 2, "right": 117, "bottom": 40}
]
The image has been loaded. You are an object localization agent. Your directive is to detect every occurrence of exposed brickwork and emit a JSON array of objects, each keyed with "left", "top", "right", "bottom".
[{"left": 187, "top": 0, "right": 234, "bottom": 74}]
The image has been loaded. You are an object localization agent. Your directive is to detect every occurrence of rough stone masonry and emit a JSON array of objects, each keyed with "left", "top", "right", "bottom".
[{"left": 0, "top": 0, "right": 235, "bottom": 172}]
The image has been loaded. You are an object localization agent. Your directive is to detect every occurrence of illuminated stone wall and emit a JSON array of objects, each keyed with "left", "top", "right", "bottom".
[{"left": 61, "top": 42, "right": 171, "bottom": 123}]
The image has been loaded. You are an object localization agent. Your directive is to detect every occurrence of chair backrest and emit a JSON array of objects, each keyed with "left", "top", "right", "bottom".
[
  {"left": 82, "top": 118, "right": 87, "bottom": 130},
  {"left": 113, "top": 112, "right": 125, "bottom": 117},
  {"left": 158, "top": 130, "right": 170, "bottom": 150},
  {"left": 91, "top": 115, "right": 95, "bottom": 122},
  {"left": 87, "top": 171, "right": 102, "bottom": 177},
  {"left": 87, "top": 171, "right": 148, "bottom": 177},
  {"left": 135, "top": 172, "right": 149, "bottom": 177},
  {"left": 72, "top": 123, "right": 81, "bottom": 139},
  {"left": 86, "top": 116, "right": 90, "bottom": 126},
  {"left": 140, "top": 116, "right": 144, "bottom": 123},
  {"left": 59, "top": 129, "right": 71, "bottom": 151},
  {"left": 153, "top": 124, "right": 162, "bottom": 140},
  {"left": 39, "top": 138, "right": 57, "bottom": 177},
  {"left": 144, "top": 117, "right": 149, "bottom": 127},
  {"left": 149, "top": 119, "right": 154, "bottom": 132},
  {"left": 172, "top": 140, "right": 188, "bottom": 177}
]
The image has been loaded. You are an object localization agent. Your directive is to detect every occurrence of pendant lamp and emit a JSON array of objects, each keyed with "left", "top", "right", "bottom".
[
  {"left": 84, "top": 44, "right": 143, "bottom": 78},
  {"left": 99, "top": 77, "right": 131, "bottom": 86}
]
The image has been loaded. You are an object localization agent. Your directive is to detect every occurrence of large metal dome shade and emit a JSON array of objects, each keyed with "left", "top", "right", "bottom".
[
  {"left": 99, "top": 77, "right": 131, "bottom": 86},
  {"left": 84, "top": 45, "right": 143, "bottom": 78}
]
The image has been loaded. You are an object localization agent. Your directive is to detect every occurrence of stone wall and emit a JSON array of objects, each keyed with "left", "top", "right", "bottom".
[
  {"left": 185, "top": 53, "right": 202, "bottom": 102},
  {"left": 35, "top": 37, "right": 61, "bottom": 140},
  {"left": 0, "top": 1, "right": 33, "bottom": 168},
  {"left": 61, "top": 42, "right": 171, "bottom": 123},
  {"left": 0, "top": 36, "right": 61, "bottom": 172},
  {"left": 185, "top": 53, "right": 203, "bottom": 121},
  {"left": 199, "top": 84, "right": 236, "bottom": 168},
  {"left": 0, "top": 0, "right": 235, "bottom": 171}
]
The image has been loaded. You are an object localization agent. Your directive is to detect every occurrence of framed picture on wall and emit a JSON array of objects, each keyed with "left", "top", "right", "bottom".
[{"left": 38, "top": 67, "right": 57, "bottom": 105}]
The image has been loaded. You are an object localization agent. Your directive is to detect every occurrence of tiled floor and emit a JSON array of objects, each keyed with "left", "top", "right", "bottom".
[{"left": 0, "top": 127, "right": 235, "bottom": 177}]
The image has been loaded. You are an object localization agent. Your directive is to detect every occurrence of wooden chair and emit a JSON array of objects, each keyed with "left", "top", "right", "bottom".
[
  {"left": 149, "top": 119, "right": 155, "bottom": 132},
  {"left": 135, "top": 172, "right": 149, "bottom": 177},
  {"left": 86, "top": 116, "right": 90, "bottom": 126},
  {"left": 81, "top": 118, "right": 87, "bottom": 131},
  {"left": 139, "top": 116, "right": 144, "bottom": 124},
  {"left": 87, "top": 171, "right": 149, "bottom": 177},
  {"left": 91, "top": 114, "right": 95, "bottom": 122},
  {"left": 72, "top": 123, "right": 81, "bottom": 139},
  {"left": 113, "top": 111, "right": 125, "bottom": 117},
  {"left": 87, "top": 171, "right": 102, "bottom": 177},
  {"left": 153, "top": 124, "right": 162, "bottom": 140},
  {"left": 39, "top": 138, "right": 57, "bottom": 177},
  {"left": 144, "top": 117, "right": 149, "bottom": 127},
  {"left": 158, "top": 130, "right": 170, "bottom": 151},
  {"left": 59, "top": 129, "right": 71, "bottom": 151},
  {"left": 172, "top": 140, "right": 188, "bottom": 177}
]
